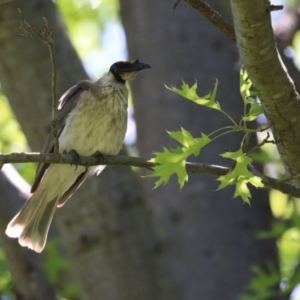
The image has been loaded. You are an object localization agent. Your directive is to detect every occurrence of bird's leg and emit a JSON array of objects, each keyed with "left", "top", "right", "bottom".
[{"left": 66, "top": 149, "right": 81, "bottom": 169}]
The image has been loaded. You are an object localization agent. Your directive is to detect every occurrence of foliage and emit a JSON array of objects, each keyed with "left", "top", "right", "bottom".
[
  {"left": 241, "top": 196, "right": 300, "bottom": 299},
  {"left": 57, "top": 0, "right": 123, "bottom": 78},
  {"left": 148, "top": 69, "right": 300, "bottom": 298},
  {"left": 58, "top": 0, "right": 119, "bottom": 52},
  {"left": 217, "top": 148, "right": 263, "bottom": 204},
  {"left": 149, "top": 69, "right": 264, "bottom": 203},
  {"left": 239, "top": 261, "right": 286, "bottom": 300}
]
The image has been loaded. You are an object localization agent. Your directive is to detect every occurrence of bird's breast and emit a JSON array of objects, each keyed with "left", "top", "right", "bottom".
[{"left": 59, "top": 89, "right": 128, "bottom": 156}]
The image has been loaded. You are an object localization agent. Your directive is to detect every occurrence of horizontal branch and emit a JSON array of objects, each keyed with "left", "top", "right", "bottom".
[{"left": 1, "top": 152, "right": 300, "bottom": 197}]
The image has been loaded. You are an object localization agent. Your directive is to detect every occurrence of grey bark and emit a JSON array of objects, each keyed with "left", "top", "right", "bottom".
[
  {"left": 120, "top": 0, "right": 278, "bottom": 299},
  {"left": 0, "top": 0, "right": 178, "bottom": 299}
]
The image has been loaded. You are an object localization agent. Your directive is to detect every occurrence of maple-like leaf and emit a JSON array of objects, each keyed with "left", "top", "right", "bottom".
[
  {"left": 166, "top": 80, "right": 221, "bottom": 110},
  {"left": 148, "top": 130, "right": 211, "bottom": 189},
  {"left": 217, "top": 148, "right": 264, "bottom": 204}
]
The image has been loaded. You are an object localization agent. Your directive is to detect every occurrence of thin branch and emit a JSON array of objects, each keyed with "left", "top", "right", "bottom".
[
  {"left": 42, "top": 16, "right": 58, "bottom": 154},
  {"left": 18, "top": 9, "right": 59, "bottom": 153},
  {"left": 246, "top": 132, "right": 275, "bottom": 155},
  {"left": 249, "top": 165, "right": 300, "bottom": 198},
  {"left": 182, "top": 0, "right": 236, "bottom": 42},
  {"left": 180, "top": 0, "right": 282, "bottom": 43},
  {"left": 172, "top": 0, "right": 181, "bottom": 11},
  {"left": 1, "top": 152, "right": 300, "bottom": 197},
  {"left": 268, "top": 4, "right": 284, "bottom": 12}
]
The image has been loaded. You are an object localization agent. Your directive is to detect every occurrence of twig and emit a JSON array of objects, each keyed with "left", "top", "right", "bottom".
[
  {"left": 268, "top": 1, "right": 284, "bottom": 12},
  {"left": 242, "top": 133, "right": 251, "bottom": 154},
  {"left": 260, "top": 122, "right": 273, "bottom": 132},
  {"left": 246, "top": 132, "right": 275, "bottom": 155},
  {"left": 269, "top": 5, "right": 284, "bottom": 11},
  {"left": 183, "top": 0, "right": 236, "bottom": 42},
  {"left": 172, "top": 0, "right": 181, "bottom": 11},
  {"left": 18, "top": 9, "right": 59, "bottom": 153},
  {"left": 1, "top": 152, "right": 300, "bottom": 197}
]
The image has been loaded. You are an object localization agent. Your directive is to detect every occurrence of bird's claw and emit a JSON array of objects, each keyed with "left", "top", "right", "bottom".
[
  {"left": 92, "top": 151, "right": 105, "bottom": 160},
  {"left": 68, "top": 149, "right": 81, "bottom": 169}
]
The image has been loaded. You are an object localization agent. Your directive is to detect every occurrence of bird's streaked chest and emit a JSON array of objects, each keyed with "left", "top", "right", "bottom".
[{"left": 59, "top": 84, "right": 128, "bottom": 156}]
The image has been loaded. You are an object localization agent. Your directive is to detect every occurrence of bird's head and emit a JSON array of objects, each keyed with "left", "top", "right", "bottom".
[{"left": 109, "top": 60, "right": 151, "bottom": 82}]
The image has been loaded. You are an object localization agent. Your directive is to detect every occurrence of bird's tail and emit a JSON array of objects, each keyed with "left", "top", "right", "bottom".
[{"left": 5, "top": 184, "right": 58, "bottom": 253}]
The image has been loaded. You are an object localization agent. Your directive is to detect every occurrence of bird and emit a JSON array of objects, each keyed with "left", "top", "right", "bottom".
[{"left": 6, "top": 60, "right": 151, "bottom": 252}]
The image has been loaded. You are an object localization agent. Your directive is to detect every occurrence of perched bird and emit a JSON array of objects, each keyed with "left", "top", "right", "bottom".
[{"left": 6, "top": 60, "right": 150, "bottom": 252}]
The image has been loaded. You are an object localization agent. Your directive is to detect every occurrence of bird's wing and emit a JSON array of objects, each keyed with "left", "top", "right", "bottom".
[
  {"left": 57, "top": 170, "right": 88, "bottom": 207},
  {"left": 30, "top": 80, "right": 92, "bottom": 193}
]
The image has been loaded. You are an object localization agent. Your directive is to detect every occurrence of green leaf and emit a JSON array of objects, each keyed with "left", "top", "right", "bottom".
[
  {"left": 243, "top": 102, "right": 263, "bottom": 121},
  {"left": 148, "top": 147, "right": 188, "bottom": 189},
  {"left": 148, "top": 130, "right": 211, "bottom": 189},
  {"left": 168, "top": 128, "right": 210, "bottom": 156},
  {"left": 240, "top": 69, "right": 262, "bottom": 122},
  {"left": 240, "top": 68, "right": 253, "bottom": 102},
  {"left": 166, "top": 80, "right": 221, "bottom": 110},
  {"left": 217, "top": 148, "right": 264, "bottom": 204}
]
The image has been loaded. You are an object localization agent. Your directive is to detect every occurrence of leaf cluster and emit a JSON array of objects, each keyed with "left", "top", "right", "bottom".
[{"left": 148, "top": 69, "right": 265, "bottom": 203}]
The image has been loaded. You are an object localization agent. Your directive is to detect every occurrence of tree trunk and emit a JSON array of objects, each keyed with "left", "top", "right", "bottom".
[
  {"left": 120, "top": 0, "right": 279, "bottom": 299},
  {"left": 0, "top": 1, "right": 178, "bottom": 299}
]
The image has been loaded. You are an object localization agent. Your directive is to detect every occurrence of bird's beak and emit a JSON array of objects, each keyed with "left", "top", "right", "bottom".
[{"left": 130, "top": 60, "right": 151, "bottom": 72}]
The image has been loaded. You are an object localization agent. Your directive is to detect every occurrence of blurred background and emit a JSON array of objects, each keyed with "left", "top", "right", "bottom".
[{"left": 0, "top": 0, "right": 299, "bottom": 299}]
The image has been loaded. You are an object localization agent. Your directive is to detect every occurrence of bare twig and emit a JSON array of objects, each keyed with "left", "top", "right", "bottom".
[
  {"left": 172, "top": 0, "right": 181, "bottom": 11},
  {"left": 18, "top": 9, "right": 59, "bottom": 153},
  {"left": 246, "top": 132, "right": 275, "bottom": 155},
  {"left": 242, "top": 133, "right": 251, "bottom": 154},
  {"left": 183, "top": 0, "right": 236, "bottom": 42},
  {"left": 1, "top": 152, "right": 300, "bottom": 197},
  {"left": 268, "top": 3, "right": 284, "bottom": 12},
  {"left": 260, "top": 122, "right": 273, "bottom": 132}
]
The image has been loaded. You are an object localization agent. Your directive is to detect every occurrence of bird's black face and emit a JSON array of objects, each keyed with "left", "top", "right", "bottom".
[{"left": 109, "top": 60, "right": 151, "bottom": 82}]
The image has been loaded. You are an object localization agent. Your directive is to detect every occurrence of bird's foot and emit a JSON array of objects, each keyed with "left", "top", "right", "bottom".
[
  {"left": 92, "top": 151, "right": 105, "bottom": 160},
  {"left": 67, "top": 149, "right": 81, "bottom": 169}
]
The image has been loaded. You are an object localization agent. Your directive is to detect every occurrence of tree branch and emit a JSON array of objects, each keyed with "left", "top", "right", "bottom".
[
  {"left": 230, "top": 0, "right": 300, "bottom": 187},
  {"left": 1, "top": 152, "right": 299, "bottom": 197},
  {"left": 182, "top": 0, "right": 236, "bottom": 42},
  {"left": 181, "top": 0, "right": 283, "bottom": 43}
]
